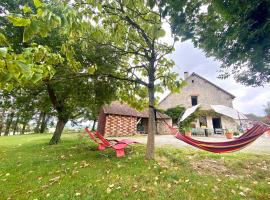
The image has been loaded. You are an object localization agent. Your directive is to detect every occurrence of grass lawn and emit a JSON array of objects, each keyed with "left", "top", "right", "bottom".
[{"left": 0, "top": 133, "right": 270, "bottom": 200}]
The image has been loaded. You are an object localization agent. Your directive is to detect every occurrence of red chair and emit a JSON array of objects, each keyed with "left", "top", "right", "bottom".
[{"left": 84, "top": 128, "right": 138, "bottom": 157}]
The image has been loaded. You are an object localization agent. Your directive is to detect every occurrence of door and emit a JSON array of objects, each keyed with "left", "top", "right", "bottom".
[{"left": 212, "top": 117, "right": 222, "bottom": 134}]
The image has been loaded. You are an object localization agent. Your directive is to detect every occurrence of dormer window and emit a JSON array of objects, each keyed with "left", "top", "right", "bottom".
[{"left": 191, "top": 96, "right": 198, "bottom": 106}]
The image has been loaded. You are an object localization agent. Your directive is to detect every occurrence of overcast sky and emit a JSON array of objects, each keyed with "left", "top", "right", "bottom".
[{"left": 160, "top": 26, "right": 270, "bottom": 116}]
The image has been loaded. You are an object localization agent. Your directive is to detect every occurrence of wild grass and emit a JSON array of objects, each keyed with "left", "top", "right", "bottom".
[{"left": 0, "top": 133, "right": 269, "bottom": 200}]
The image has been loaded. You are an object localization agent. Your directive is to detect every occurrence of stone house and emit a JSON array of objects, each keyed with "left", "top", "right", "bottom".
[
  {"left": 158, "top": 72, "right": 239, "bottom": 134},
  {"left": 97, "top": 101, "right": 172, "bottom": 137}
]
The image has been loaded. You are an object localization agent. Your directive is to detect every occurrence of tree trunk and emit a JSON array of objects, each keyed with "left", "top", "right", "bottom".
[
  {"left": 12, "top": 117, "right": 19, "bottom": 135},
  {"left": 4, "top": 112, "right": 14, "bottom": 136},
  {"left": 0, "top": 123, "right": 3, "bottom": 136},
  {"left": 145, "top": 58, "right": 157, "bottom": 159},
  {"left": 0, "top": 110, "right": 5, "bottom": 136},
  {"left": 91, "top": 119, "right": 96, "bottom": 131},
  {"left": 49, "top": 118, "right": 68, "bottom": 145},
  {"left": 34, "top": 112, "right": 43, "bottom": 133},
  {"left": 21, "top": 122, "right": 27, "bottom": 135},
  {"left": 40, "top": 113, "right": 48, "bottom": 133},
  {"left": 47, "top": 83, "right": 68, "bottom": 144}
]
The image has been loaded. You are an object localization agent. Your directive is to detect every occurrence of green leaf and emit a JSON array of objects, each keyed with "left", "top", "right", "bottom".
[
  {"left": 0, "top": 47, "right": 8, "bottom": 58},
  {"left": 8, "top": 16, "right": 31, "bottom": 27},
  {"left": 33, "top": 0, "right": 43, "bottom": 8},
  {"left": 16, "top": 61, "right": 30, "bottom": 72},
  {"left": 23, "top": 21, "right": 39, "bottom": 42},
  {"left": 37, "top": 8, "right": 43, "bottom": 17},
  {"left": 88, "top": 66, "right": 96, "bottom": 74},
  {"left": 6, "top": 83, "right": 14, "bottom": 92},
  {"left": 23, "top": 5, "right": 32, "bottom": 13},
  {"left": 31, "top": 73, "right": 43, "bottom": 83},
  {"left": 0, "top": 33, "right": 8, "bottom": 45}
]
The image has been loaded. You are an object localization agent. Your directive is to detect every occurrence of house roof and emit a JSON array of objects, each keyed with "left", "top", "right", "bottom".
[
  {"left": 159, "top": 72, "right": 235, "bottom": 106},
  {"left": 139, "top": 109, "right": 171, "bottom": 119},
  {"left": 103, "top": 101, "right": 171, "bottom": 119},
  {"left": 103, "top": 101, "right": 140, "bottom": 117}
]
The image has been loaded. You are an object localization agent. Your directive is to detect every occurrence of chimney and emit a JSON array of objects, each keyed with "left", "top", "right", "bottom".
[{"left": 184, "top": 71, "right": 189, "bottom": 79}]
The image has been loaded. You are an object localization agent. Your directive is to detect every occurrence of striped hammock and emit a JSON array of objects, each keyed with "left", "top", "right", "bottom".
[{"left": 168, "top": 123, "right": 270, "bottom": 153}]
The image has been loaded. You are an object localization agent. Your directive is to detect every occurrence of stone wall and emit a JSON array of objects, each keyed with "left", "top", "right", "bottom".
[
  {"left": 104, "top": 114, "right": 137, "bottom": 137},
  {"left": 158, "top": 74, "right": 234, "bottom": 110},
  {"left": 157, "top": 118, "right": 173, "bottom": 135},
  {"left": 221, "top": 116, "right": 238, "bottom": 131}
]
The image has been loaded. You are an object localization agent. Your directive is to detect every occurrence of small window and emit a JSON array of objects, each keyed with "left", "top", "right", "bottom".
[
  {"left": 191, "top": 80, "right": 194, "bottom": 83},
  {"left": 191, "top": 96, "right": 198, "bottom": 106}
]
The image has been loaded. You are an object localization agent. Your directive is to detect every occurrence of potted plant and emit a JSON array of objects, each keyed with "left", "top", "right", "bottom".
[
  {"left": 183, "top": 127, "right": 192, "bottom": 137},
  {"left": 233, "top": 131, "right": 239, "bottom": 137},
  {"left": 225, "top": 129, "right": 233, "bottom": 139}
]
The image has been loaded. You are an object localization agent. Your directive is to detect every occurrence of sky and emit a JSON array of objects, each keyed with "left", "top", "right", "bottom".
[{"left": 160, "top": 25, "right": 270, "bottom": 116}]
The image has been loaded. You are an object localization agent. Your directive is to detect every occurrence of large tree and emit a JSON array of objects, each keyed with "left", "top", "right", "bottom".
[
  {"left": 76, "top": 0, "right": 183, "bottom": 159},
  {"left": 4, "top": 0, "right": 121, "bottom": 143},
  {"left": 159, "top": 0, "right": 270, "bottom": 86}
]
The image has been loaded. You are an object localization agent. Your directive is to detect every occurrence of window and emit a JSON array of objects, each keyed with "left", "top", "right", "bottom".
[
  {"left": 191, "top": 96, "right": 198, "bottom": 106},
  {"left": 191, "top": 80, "right": 194, "bottom": 83}
]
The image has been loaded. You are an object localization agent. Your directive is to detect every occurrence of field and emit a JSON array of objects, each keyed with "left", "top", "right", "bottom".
[{"left": 0, "top": 133, "right": 270, "bottom": 200}]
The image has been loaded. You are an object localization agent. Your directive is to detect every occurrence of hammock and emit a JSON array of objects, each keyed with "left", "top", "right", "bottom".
[{"left": 166, "top": 122, "right": 270, "bottom": 153}]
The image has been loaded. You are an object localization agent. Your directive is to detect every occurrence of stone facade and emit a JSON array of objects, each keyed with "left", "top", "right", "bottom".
[
  {"left": 158, "top": 72, "right": 238, "bottom": 132},
  {"left": 159, "top": 73, "right": 235, "bottom": 110},
  {"left": 157, "top": 119, "right": 173, "bottom": 135}
]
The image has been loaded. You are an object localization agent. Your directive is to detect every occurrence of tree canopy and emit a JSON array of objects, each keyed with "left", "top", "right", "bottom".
[
  {"left": 1, "top": 0, "right": 123, "bottom": 143},
  {"left": 161, "top": 0, "right": 270, "bottom": 86}
]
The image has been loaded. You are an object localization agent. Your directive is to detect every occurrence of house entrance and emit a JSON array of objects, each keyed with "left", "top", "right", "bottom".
[{"left": 212, "top": 117, "right": 222, "bottom": 134}]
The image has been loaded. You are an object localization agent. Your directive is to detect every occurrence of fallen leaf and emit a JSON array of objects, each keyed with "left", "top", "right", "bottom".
[
  {"left": 106, "top": 187, "right": 112, "bottom": 193},
  {"left": 239, "top": 192, "right": 246, "bottom": 197},
  {"left": 42, "top": 185, "right": 49, "bottom": 189}
]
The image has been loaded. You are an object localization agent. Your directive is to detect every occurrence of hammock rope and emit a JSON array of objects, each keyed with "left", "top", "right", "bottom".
[{"left": 157, "top": 110, "right": 270, "bottom": 153}]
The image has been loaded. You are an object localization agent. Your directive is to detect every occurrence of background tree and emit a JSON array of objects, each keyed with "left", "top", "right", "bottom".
[{"left": 159, "top": 0, "right": 270, "bottom": 86}]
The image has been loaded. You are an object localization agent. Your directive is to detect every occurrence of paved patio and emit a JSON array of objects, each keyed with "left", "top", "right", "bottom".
[{"left": 116, "top": 134, "right": 270, "bottom": 154}]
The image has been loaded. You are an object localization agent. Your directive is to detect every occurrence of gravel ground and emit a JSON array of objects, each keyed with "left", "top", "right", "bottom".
[{"left": 112, "top": 134, "right": 270, "bottom": 154}]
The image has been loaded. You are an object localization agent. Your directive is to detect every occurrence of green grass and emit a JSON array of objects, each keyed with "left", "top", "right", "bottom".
[{"left": 0, "top": 133, "right": 270, "bottom": 200}]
